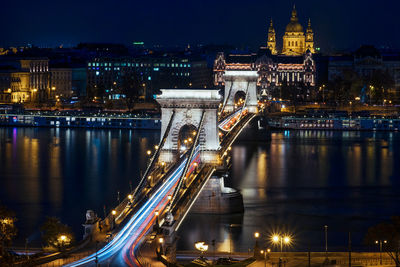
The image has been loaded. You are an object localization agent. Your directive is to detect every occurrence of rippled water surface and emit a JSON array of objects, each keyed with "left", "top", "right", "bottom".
[{"left": 1, "top": 127, "right": 399, "bottom": 251}]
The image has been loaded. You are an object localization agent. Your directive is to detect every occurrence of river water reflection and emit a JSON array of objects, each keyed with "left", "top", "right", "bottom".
[
  {"left": 1, "top": 128, "right": 399, "bottom": 251},
  {"left": 177, "top": 130, "right": 400, "bottom": 252}
]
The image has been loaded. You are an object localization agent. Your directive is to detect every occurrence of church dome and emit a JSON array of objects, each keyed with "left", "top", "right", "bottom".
[
  {"left": 285, "top": 6, "right": 304, "bottom": 33},
  {"left": 285, "top": 21, "right": 304, "bottom": 33}
]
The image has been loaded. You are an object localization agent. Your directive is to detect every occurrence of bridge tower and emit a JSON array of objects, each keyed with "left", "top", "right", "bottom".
[
  {"left": 156, "top": 89, "right": 221, "bottom": 164},
  {"left": 223, "top": 70, "right": 258, "bottom": 113}
]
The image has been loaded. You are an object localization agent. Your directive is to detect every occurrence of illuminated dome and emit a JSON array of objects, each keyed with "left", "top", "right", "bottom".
[{"left": 285, "top": 6, "right": 304, "bottom": 33}]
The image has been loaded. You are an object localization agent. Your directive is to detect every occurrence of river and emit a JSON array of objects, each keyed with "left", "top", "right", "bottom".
[{"left": 0, "top": 127, "right": 399, "bottom": 252}]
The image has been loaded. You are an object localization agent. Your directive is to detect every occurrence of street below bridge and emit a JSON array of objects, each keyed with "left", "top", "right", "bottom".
[{"left": 176, "top": 251, "right": 396, "bottom": 267}]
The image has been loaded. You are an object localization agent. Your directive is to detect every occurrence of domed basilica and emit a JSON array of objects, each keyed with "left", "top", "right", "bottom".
[
  {"left": 213, "top": 5, "right": 317, "bottom": 99},
  {"left": 267, "top": 5, "right": 315, "bottom": 55}
]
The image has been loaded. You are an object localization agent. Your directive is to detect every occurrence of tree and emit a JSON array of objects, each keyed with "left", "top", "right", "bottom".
[
  {"left": 365, "top": 70, "right": 395, "bottom": 104},
  {"left": 40, "top": 217, "right": 74, "bottom": 251},
  {"left": 116, "top": 72, "right": 143, "bottom": 112},
  {"left": 364, "top": 216, "right": 400, "bottom": 266},
  {"left": 0, "top": 206, "right": 17, "bottom": 254}
]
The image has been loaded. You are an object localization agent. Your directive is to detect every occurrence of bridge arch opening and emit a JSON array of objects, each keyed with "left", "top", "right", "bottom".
[
  {"left": 177, "top": 124, "right": 198, "bottom": 153},
  {"left": 234, "top": 91, "right": 246, "bottom": 108}
]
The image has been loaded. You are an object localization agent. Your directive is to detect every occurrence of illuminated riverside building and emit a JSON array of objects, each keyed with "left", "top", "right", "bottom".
[
  {"left": 87, "top": 56, "right": 211, "bottom": 100},
  {"left": 0, "top": 58, "right": 50, "bottom": 103},
  {"left": 214, "top": 5, "right": 316, "bottom": 99},
  {"left": 214, "top": 49, "right": 316, "bottom": 99}
]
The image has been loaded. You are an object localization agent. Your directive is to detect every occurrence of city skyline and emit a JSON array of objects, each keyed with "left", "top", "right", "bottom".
[{"left": 1, "top": 0, "right": 400, "bottom": 51}]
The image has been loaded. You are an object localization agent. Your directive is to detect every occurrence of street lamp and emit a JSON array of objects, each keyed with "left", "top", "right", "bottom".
[
  {"left": 161, "top": 161, "right": 166, "bottom": 174},
  {"left": 324, "top": 225, "right": 328, "bottom": 262},
  {"left": 254, "top": 232, "right": 260, "bottom": 258},
  {"left": 271, "top": 234, "right": 291, "bottom": 252},
  {"left": 375, "top": 240, "right": 387, "bottom": 265},
  {"left": 111, "top": 210, "right": 117, "bottom": 229},
  {"left": 59, "top": 234, "right": 67, "bottom": 251},
  {"left": 195, "top": 241, "right": 209, "bottom": 258},
  {"left": 154, "top": 210, "right": 160, "bottom": 226}
]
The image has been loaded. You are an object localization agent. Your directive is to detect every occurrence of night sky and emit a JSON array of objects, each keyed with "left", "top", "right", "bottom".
[{"left": 1, "top": 0, "right": 400, "bottom": 51}]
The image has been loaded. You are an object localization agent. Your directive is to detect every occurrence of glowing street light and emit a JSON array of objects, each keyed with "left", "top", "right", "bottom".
[
  {"left": 58, "top": 234, "right": 69, "bottom": 251},
  {"left": 111, "top": 210, "right": 117, "bottom": 216},
  {"left": 375, "top": 240, "right": 387, "bottom": 265},
  {"left": 195, "top": 241, "right": 209, "bottom": 253},
  {"left": 146, "top": 150, "right": 152, "bottom": 156},
  {"left": 271, "top": 234, "right": 292, "bottom": 252}
]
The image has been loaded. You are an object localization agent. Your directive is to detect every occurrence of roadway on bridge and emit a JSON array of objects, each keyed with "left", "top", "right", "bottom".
[{"left": 66, "top": 108, "right": 247, "bottom": 267}]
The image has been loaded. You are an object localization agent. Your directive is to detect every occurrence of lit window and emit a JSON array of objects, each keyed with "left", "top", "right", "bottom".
[
  {"left": 148, "top": 76, "right": 151, "bottom": 80},
  {"left": 96, "top": 71, "right": 100, "bottom": 76},
  {"left": 88, "top": 63, "right": 91, "bottom": 66},
  {"left": 153, "top": 67, "right": 159, "bottom": 71}
]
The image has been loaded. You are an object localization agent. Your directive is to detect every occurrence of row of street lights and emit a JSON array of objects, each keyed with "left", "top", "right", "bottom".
[{"left": 254, "top": 232, "right": 292, "bottom": 252}]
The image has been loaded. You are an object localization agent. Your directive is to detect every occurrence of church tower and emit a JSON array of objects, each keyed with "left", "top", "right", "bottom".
[
  {"left": 305, "top": 18, "right": 315, "bottom": 53},
  {"left": 267, "top": 19, "right": 277, "bottom": 55}
]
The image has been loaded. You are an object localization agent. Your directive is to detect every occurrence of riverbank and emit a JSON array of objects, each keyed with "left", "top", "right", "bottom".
[
  {"left": 0, "top": 113, "right": 161, "bottom": 129},
  {"left": 267, "top": 116, "right": 400, "bottom": 131}
]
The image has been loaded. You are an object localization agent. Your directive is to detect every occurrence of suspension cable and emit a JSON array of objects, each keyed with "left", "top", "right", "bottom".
[
  {"left": 169, "top": 111, "right": 206, "bottom": 208},
  {"left": 131, "top": 111, "right": 175, "bottom": 200},
  {"left": 219, "top": 81, "right": 250, "bottom": 133}
]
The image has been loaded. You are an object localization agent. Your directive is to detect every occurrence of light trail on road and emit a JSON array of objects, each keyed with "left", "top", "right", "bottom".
[{"left": 66, "top": 147, "right": 200, "bottom": 267}]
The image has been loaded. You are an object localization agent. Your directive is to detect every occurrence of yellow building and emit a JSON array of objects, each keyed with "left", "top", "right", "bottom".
[
  {"left": 268, "top": 5, "right": 315, "bottom": 56},
  {"left": 10, "top": 72, "right": 31, "bottom": 103}
]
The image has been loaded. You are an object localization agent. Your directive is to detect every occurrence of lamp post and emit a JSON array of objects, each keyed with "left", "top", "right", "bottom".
[
  {"left": 161, "top": 161, "right": 166, "bottom": 174},
  {"left": 95, "top": 240, "right": 99, "bottom": 267},
  {"left": 261, "top": 248, "right": 271, "bottom": 267},
  {"left": 158, "top": 237, "right": 164, "bottom": 256},
  {"left": 59, "top": 235, "right": 67, "bottom": 251},
  {"left": 254, "top": 232, "right": 260, "bottom": 258},
  {"left": 195, "top": 241, "right": 209, "bottom": 259},
  {"left": 375, "top": 240, "right": 387, "bottom": 265},
  {"left": 127, "top": 194, "right": 133, "bottom": 206},
  {"left": 272, "top": 235, "right": 291, "bottom": 253},
  {"left": 111, "top": 210, "right": 117, "bottom": 229},
  {"left": 324, "top": 225, "right": 329, "bottom": 263},
  {"left": 272, "top": 234, "right": 291, "bottom": 266},
  {"left": 155, "top": 210, "right": 159, "bottom": 227}
]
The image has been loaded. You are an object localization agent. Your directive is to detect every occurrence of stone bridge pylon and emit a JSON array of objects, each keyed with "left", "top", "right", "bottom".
[
  {"left": 222, "top": 70, "right": 258, "bottom": 113},
  {"left": 156, "top": 89, "right": 221, "bottom": 164}
]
